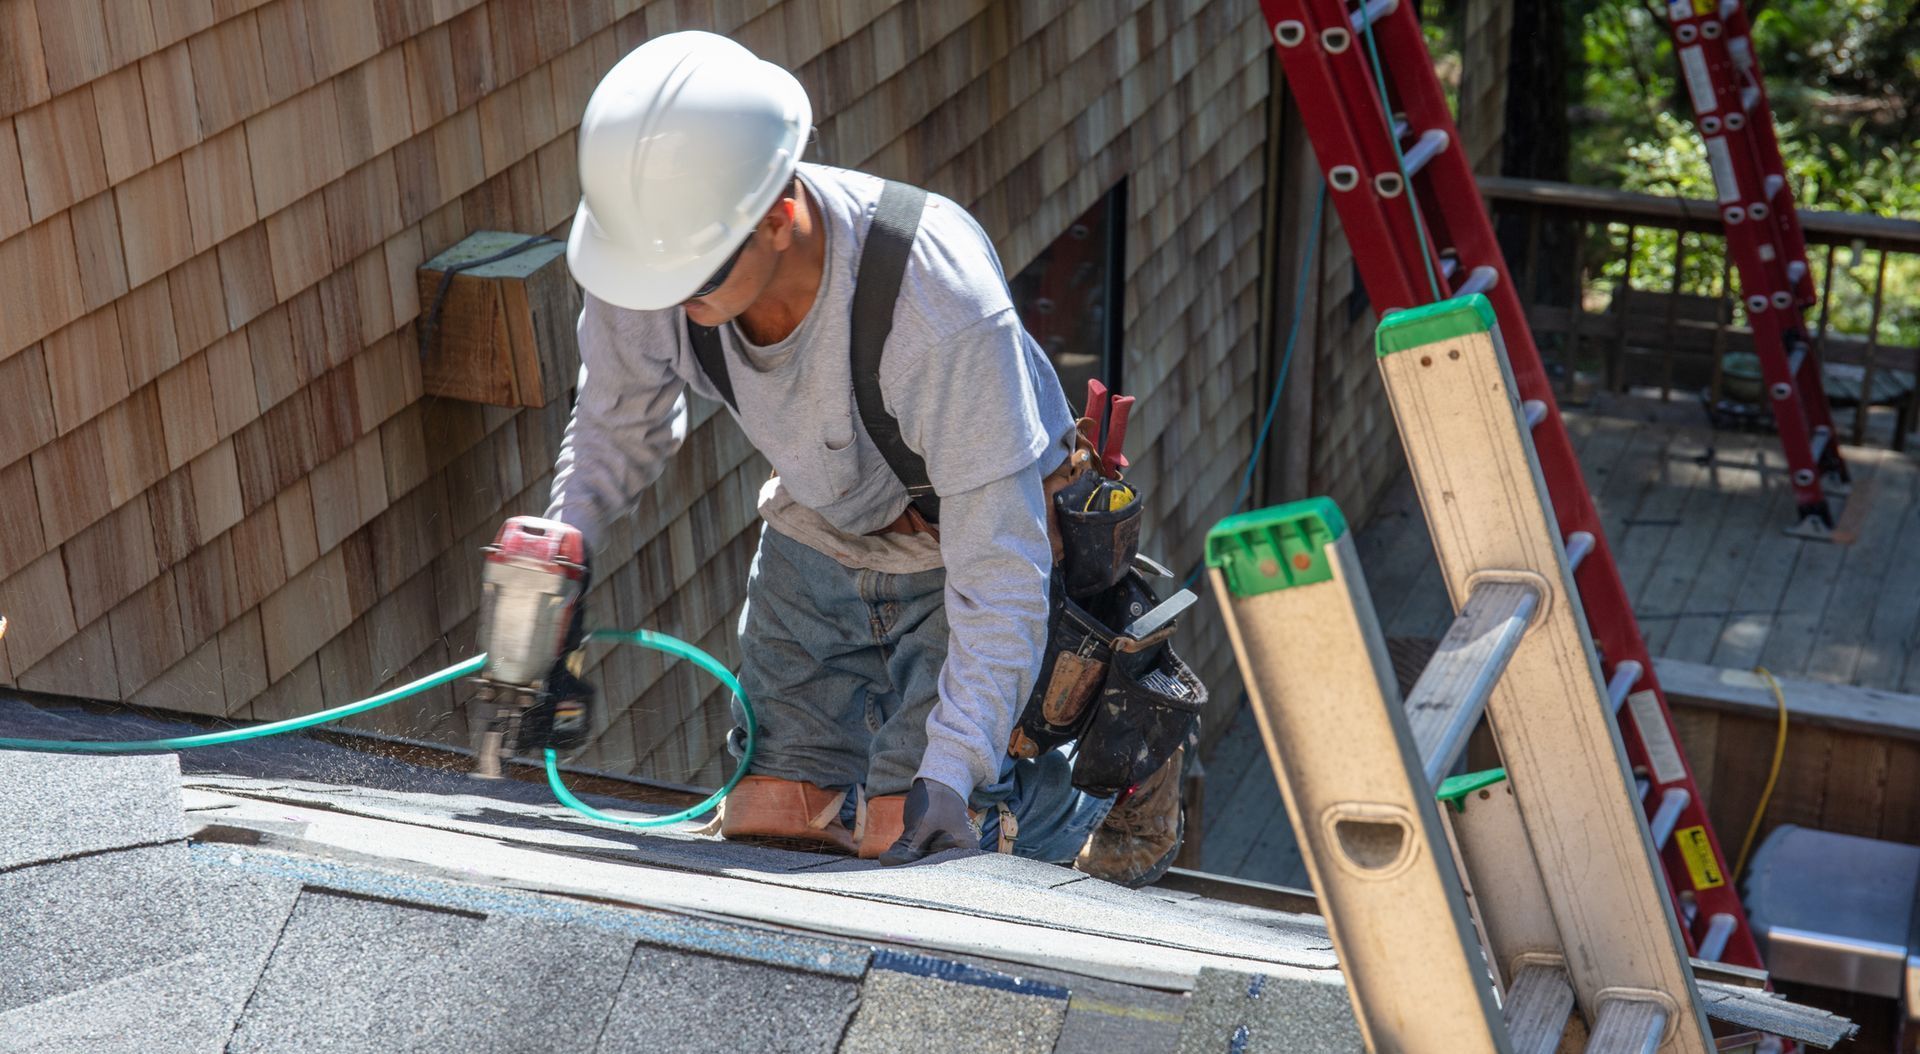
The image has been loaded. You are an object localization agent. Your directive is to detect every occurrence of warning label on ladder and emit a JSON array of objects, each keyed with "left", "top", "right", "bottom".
[
  {"left": 1676, "top": 826, "right": 1727, "bottom": 889},
  {"left": 1628, "top": 690, "right": 1688, "bottom": 785}
]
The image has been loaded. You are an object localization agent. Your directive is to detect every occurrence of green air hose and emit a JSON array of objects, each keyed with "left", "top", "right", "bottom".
[{"left": 0, "top": 628, "right": 755, "bottom": 830}]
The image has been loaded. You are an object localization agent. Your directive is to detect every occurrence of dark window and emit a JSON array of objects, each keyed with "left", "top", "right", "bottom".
[{"left": 1011, "top": 181, "right": 1127, "bottom": 400}]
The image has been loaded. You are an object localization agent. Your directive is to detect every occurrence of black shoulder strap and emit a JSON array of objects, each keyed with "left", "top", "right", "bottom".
[
  {"left": 682, "top": 180, "right": 934, "bottom": 521},
  {"left": 852, "top": 181, "right": 935, "bottom": 522},
  {"left": 686, "top": 320, "right": 736, "bottom": 412}
]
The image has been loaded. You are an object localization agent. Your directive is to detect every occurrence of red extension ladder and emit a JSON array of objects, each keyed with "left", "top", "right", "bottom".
[
  {"left": 1663, "top": 0, "right": 1848, "bottom": 531},
  {"left": 1255, "top": 0, "right": 1766, "bottom": 970}
]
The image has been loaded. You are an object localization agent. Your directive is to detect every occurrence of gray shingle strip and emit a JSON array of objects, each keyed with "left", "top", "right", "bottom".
[
  {"left": 1172, "top": 968, "right": 1363, "bottom": 1054},
  {"left": 1695, "top": 978, "right": 1858, "bottom": 1048},
  {"left": 227, "top": 890, "right": 637, "bottom": 1054},
  {"left": 838, "top": 964, "right": 1070, "bottom": 1054},
  {"left": 598, "top": 944, "right": 861, "bottom": 1054},
  {"left": 0, "top": 750, "right": 184, "bottom": 870},
  {"left": 197, "top": 843, "right": 875, "bottom": 979},
  {"left": 0, "top": 842, "right": 199, "bottom": 1013},
  {"left": 0, "top": 858, "right": 301, "bottom": 1054}
]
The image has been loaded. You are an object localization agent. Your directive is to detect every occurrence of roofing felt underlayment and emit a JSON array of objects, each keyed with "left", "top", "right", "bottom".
[{"left": 0, "top": 696, "right": 1358, "bottom": 1053}]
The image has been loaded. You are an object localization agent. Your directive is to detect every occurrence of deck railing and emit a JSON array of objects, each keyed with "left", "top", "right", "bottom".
[{"left": 1481, "top": 176, "right": 1920, "bottom": 448}]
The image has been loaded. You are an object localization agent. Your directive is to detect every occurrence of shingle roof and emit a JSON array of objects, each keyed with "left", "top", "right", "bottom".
[{"left": 0, "top": 695, "right": 1355, "bottom": 1053}]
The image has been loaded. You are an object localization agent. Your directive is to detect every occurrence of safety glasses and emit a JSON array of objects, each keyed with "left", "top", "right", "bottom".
[{"left": 689, "top": 232, "right": 752, "bottom": 300}]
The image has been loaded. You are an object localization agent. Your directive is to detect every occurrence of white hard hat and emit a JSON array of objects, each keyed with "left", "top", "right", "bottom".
[{"left": 567, "top": 32, "right": 812, "bottom": 311}]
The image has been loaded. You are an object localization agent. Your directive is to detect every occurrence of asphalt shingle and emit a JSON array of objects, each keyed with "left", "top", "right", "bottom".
[
  {"left": 598, "top": 944, "right": 860, "bottom": 1054},
  {"left": 0, "top": 842, "right": 198, "bottom": 1013},
  {"left": 0, "top": 750, "right": 184, "bottom": 870},
  {"left": 837, "top": 953, "right": 1070, "bottom": 1054},
  {"left": 1172, "top": 967, "right": 1363, "bottom": 1054},
  {"left": 226, "top": 889, "right": 635, "bottom": 1054}
]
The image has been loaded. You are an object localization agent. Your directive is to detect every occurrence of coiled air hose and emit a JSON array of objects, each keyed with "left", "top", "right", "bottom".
[{"left": 0, "top": 628, "right": 754, "bottom": 830}]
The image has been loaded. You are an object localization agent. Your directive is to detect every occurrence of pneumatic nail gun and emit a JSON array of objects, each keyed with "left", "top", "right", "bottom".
[{"left": 467, "top": 516, "right": 588, "bottom": 778}]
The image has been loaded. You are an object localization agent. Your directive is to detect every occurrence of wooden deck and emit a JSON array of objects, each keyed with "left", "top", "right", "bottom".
[{"left": 1199, "top": 396, "right": 1920, "bottom": 887}]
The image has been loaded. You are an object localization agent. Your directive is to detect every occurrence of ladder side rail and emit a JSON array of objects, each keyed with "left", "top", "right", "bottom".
[
  {"left": 1277, "top": 0, "right": 1456, "bottom": 314},
  {"left": 1366, "top": 3, "right": 1765, "bottom": 969},
  {"left": 1258, "top": 0, "right": 1433, "bottom": 313},
  {"left": 1206, "top": 502, "right": 1513, "bottom": 1054},
  {"left": 1376, "top": 300, "right": 1716, "bottom": 1050},
  {"left": 1712, "top": 3, "right": 1818, "bottom": 304}
]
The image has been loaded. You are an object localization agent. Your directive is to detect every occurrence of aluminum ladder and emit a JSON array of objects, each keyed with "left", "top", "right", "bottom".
[
  {"left": 1662, "top": 0, "right": 1846, "bottom": 532},
  {"left": 1207, "top": 299, "right": 1733, "bottom": 1052},
  {"left": 1255, "top": 0, "right": 1764, "bottom": 970}
]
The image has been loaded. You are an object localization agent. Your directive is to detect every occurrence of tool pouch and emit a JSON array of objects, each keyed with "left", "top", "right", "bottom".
[
  {"left": 1052, "top": 471, "right": 1144, "bottom": 599},
  {"left": 1009, "top": 569, "right": 1206, "bottom": 798}
]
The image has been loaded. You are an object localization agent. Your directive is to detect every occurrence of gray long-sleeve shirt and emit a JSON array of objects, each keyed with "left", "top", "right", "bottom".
[{"left": 545, "top": 163, "right": 1077, "bottom": 798}]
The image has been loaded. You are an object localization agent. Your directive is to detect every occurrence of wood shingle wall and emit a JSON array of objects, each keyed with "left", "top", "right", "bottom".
[{"left": 0, "top": 0, "right": 1272, "bottom": 785}]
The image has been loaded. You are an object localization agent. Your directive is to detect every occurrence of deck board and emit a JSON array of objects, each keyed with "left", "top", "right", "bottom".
[{"left": 1197, "top": 396, "right": 1920, "bottom": 884}]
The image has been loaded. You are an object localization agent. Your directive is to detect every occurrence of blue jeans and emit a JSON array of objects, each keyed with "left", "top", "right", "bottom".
[{"left": 730, "top": 525, "right": 1112, "bottom": 863}]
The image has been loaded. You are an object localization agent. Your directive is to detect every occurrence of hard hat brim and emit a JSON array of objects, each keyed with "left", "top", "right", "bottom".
[{"left": 566, "top": 197, "right": 743, "bottom": 313}]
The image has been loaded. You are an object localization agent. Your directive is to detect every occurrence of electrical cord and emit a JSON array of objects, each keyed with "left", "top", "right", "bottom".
[
  {"left": 1731, "top": 665, "right": 1789, "bottom": 882},
  {"left": 0, "top": 629, "right": 755, "bottom": 830}
]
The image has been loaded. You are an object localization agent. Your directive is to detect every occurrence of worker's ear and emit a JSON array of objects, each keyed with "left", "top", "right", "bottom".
[{"left": 764, "top": 195, "right": 798, "bottom": 250}]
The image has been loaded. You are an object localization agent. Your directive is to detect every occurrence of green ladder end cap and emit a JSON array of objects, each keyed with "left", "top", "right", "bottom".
[
  {"left": 1436, "top": 767, "right": 1509, "bottom": 812},
  {"left": 1204, "top": 497, "right": 1348, "bottom": 596},
  {"left": 1374, "top": 294, "right": 1498, "bottom": 358}
]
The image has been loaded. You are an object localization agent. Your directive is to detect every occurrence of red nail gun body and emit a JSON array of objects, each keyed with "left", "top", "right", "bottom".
[{"left": 469, "top": 516, "right": 587, "bottom": 777}]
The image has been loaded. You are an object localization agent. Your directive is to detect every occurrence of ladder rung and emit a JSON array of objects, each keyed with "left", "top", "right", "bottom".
[
  {"left": 1564, "top": 531, "right": 1595, "bottom": 573},
  {"left": 1787, "top": 259, "right": 1808, "bottom": 285},
  {"left": 1349, "top": 0, "right": 1398, "bottom": 33},
  {"left": 1811, "top": 425, "right": 1832, "bottom": 465},
  {"left": 1585, "top": 998, "right": 1668, "bottom": 1054},
  {"left": 1454, "top": 265, "right": 1498, "bottom": 298},
  {"left": 1504, "top": 963, "right": 1575, "bottom": 1054},
  {"left": 1606, "top": 660, "right": 1643, "bottom": 713},
  {"left": 1523, "top": 399, "right": 1547, "bottom": 429},
  {"left": 1764, "top": 173, "right": 1785, "bottom": 199},
  {"left": 1391, "top": 116, "right": 1410, "bottom": 141},
  {"left": 1400, "top": 128, "right": 1449, "bottom": 178},
  {"left": 1719, "top": 0, "right": 1740, "bottom": 20},
  {"left": 1405, "top": 579, "right": 1539, "bottom": 786},
  {"left": 1650, "top": 787, "right": 1691, "bottom": 850},
  {"left": 1637, "top": 777, "right": 1651, "bottom": 802},
  {"left": 1697, "top": 913, "right": 1737, "bottom": 962},
  {"left": 1787, "top": 344, "right": 1807, "bottom": 377},
  {"left": 1440, "top": 253, "right": 1460, "bottom": 280},
  {"left": 1730, "top": 35, "right": 1754, "bottom": 71},
  {"left": 1741, "top": 85, "right": 1761, "bottom": 112}
]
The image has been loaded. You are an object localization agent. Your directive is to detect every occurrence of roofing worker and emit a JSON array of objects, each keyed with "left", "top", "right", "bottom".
[{"left": 537, "top": 30, "right": 1184, "bottom": 885}]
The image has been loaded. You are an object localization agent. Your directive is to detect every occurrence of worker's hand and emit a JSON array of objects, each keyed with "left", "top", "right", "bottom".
[
  {"left": 520, "top": 558, "right": 595, "bottom": 753},
  {"left": 878, "top": 778, "right": 978, "bottom": 865}
]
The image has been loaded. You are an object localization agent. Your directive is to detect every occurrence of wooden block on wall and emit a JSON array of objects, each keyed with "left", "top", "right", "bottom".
[
  {"left": 64, "top": 497, "right": 160, "bottom": 627},
  {"left": 17, "top": 86, "right": 109, "bottom": 217},
  {"left": 0, "top": 214, "right": 86, "bottom": 356},
  {"left": 181, "top": 124, "right": 258, "bottom": 252},
  {"left": 91, "top": 63, "right": 153, "bottom": 184},
  {"left": 141, "top": 41, "right": 204, "bottom": 161},
  {"left": 17, "top": 616, "right": 119, "bottom": 701},
  {"left": 0, "top": 0, "right": 53, "bottom": 118},
  {"left": 116, "top": 155, "right": 197, "bottom": 288},
  {"left": 190, "top": 11, "right": 271, "bottom": 134},
  {"left": 118, "top": 276, "right": 181, "bottom": 387},
  {"left": 31, "top": 420, "right": 112, "bottom": 546},
  {"left": 109, "top": 571, "right": 186, "bottom": 695},
  {"left": 168, "top": 250, "right": 227, "bottom": 356},
  {"left": 416, "top": 231, "right": 577, "bottom": 408}
]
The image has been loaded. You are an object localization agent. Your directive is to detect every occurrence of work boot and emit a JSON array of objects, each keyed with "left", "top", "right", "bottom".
[
  {"left": 1075, "top": 747, "right": 1184, "bottom": 888},
  {"left": 719, "top": 775, "right": 862, "bottom": 855}
]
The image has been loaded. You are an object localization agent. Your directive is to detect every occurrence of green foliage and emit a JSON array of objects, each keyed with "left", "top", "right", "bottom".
[{"left": 1567, "top": 0, "right": 1920, "bottom": 347}]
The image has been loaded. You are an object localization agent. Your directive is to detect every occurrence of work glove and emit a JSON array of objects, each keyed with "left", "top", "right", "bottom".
[{"left": 878, "top": 778, "right": 979, "bottom": 865}]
